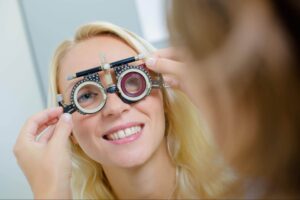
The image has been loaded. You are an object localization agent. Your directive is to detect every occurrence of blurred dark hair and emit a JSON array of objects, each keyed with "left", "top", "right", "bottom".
[
  {"left": 272, "top": 0, "right": 300, "bottom": 59},
  {"left": 167, "top": 0, "right": 300, "bottom": 197}
]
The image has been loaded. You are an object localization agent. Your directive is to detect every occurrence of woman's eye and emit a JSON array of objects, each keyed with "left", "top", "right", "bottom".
[{"left": 77, "top": 92, "right": 98, "bottom": 103}]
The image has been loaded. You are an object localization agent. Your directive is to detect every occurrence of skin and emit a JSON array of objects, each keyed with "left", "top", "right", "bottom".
[{"left": 14, "top": 35, "right": 176, "bottom": 199}]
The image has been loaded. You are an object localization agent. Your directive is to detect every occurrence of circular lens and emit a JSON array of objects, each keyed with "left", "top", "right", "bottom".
[
  {"left": 124, "top": 73, "right": 145, "bottom": 94},
  {"left": 121, "top": 72, "right": 146, "bottom": 97},
  {"left": 117, "top": 68, "right": 151, "bottom": 102},
  {"left": 73, "top": 81, "right": 106, "bottom": 114}
]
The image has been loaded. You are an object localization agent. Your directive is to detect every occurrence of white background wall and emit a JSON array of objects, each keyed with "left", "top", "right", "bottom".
[{"left": 0, "top": 0, "right": 43, "bottom": 198}]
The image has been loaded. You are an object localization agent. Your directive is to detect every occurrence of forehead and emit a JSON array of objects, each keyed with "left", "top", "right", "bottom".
[{"left": 59, "top": 35, "right": 138, "bottom": 92}]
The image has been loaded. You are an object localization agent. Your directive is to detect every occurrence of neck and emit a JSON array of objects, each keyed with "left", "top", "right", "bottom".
[{"left": 102, "top": 140, "right": 177, "bottom": 199}]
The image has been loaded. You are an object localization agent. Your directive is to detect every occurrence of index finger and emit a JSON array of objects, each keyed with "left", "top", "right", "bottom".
[
  {"left": 153, "top": 48, "right": 183, "bottom": 62},
  {"left": 18, "top": 107, "right": 63, "bottom": 143},
  {"left": 146, "top": 57, "right": 185, "bottom": 79}
]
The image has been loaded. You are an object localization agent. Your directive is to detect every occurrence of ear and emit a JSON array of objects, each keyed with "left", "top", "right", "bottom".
[{"left": 70, "top": 133, "right": 78, "bottom": 144}]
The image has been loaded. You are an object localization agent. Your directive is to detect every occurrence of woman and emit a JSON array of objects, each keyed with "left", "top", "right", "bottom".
[
  {"left": 147, "top": 0, "right": 300, "bottom": 198},
  {"left": 14, "top": 22, "right": 231, "bottom": 199}
]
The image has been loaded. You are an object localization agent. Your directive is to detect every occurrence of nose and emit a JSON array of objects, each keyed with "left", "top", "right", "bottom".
[{"left": 101, "top": 93, "right": 130, "bottom": 118}]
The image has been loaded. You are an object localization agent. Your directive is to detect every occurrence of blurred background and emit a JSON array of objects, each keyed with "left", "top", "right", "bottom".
[{"left": 0, "top": 0, "right": 168, "bottom": 198}]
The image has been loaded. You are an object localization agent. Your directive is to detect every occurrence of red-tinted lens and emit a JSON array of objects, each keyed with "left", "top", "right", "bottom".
[{"left": 120, "top": 72, "right": 146, "bottom": 97}]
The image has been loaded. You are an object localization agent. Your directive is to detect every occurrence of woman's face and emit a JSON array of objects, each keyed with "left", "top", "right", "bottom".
[{"left": 58, "top": 36, "right": 166, "bottom": 168}]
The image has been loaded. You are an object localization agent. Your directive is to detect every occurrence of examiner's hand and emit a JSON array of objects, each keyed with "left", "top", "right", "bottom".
[
  {"left": 146, "top": 48, "right": 201, "bottom": 108},
  {"left": 13, "top": 107, "right": 73, "bottom": 199},
  {"left": 146, "top": 48, "right": 186, "bottom": 90}
]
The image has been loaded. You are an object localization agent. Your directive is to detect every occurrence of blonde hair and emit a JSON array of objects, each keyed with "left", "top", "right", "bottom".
[{"left": 48, "top": 21, "right": 232, "bottom": 199}]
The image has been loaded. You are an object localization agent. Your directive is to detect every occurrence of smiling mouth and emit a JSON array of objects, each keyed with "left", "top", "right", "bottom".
[{"left": 103, "top": 125, "right": 143, "bottom": 141}]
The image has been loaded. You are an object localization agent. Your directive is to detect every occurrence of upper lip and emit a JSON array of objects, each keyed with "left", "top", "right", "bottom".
[{"left": 101, "top": 122, "right": 144, "bottom": 138}]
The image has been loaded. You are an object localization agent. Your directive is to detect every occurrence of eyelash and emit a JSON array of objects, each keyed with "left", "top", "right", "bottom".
[{"left": 77, "top": 92, "right": 98, "bottom": 103}]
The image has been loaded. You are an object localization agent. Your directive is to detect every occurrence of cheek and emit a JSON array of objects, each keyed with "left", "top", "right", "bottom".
[
  {"left": 72, "top": 114, "right": 95, "bottom": 142},
  {"left": 136, "top": 90, "right": 165, "bottom": 127}
]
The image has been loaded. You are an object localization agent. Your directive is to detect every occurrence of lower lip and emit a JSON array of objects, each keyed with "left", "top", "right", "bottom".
[{"left": 107, "top": 129, "right": 143, "bottom": 145}]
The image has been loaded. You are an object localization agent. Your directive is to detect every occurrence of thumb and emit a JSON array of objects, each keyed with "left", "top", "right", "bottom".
[{"left": 49, "top": 113, "right": 73, "bottom": 147}]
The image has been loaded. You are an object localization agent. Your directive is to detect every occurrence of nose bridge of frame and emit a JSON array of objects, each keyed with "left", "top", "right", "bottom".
[{"left": 106, "top": 91, "right": 127, "bottom": 108}]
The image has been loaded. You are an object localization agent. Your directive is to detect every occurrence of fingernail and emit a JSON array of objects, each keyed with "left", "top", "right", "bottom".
[
  {"left": 61, "top": 113, "right": 72, "bottom": 123},
  {"left": 145, "top": 57, "right": 157, "bottom": 68}
]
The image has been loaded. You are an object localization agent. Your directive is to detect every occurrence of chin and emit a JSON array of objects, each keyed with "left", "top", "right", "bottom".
[{"left": 111, "top": 150, "right": 150, "bottom": 169}]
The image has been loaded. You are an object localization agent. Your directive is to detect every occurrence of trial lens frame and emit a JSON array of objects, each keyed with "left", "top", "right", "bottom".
[{"left": 57, "top": 54, "right": 164, "bottom": 114}]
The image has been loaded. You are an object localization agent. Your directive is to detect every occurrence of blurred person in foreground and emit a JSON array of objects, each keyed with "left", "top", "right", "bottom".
[{"left": 146, "top": 0, "right": 300, "bottom": 198}]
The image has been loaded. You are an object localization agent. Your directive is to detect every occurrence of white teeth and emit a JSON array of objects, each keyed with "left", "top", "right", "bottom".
[
  {"left": 125, "top": 128, "right": 131, "bottom": 136},
  {"left": 106, "top": 125, "right": 142, "bottom": 141},
  {"left": 131, "top": 127, "right": 136, "bottom": 133},
  {"left": 113, "top": 134, "right": 118, "bottom": 140},
  {"left": 119, "top": 130, "right": 126, "bottom": 138}
]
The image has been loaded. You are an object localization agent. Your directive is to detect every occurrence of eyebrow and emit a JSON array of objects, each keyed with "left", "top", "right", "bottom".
[
  {"left": 63, "top": 69, "right": 105, "bottom": 95},
  {"left": 64, "top": 78, "right": 79, "bottom": 95}
]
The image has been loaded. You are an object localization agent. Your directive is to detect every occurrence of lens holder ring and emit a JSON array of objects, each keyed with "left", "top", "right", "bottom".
[
  {"left": 70, "top": 73, "right": 107, "bottom": 115},
  {"left": 115, "top": 64, "right": 152, "bottom": 102}
]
